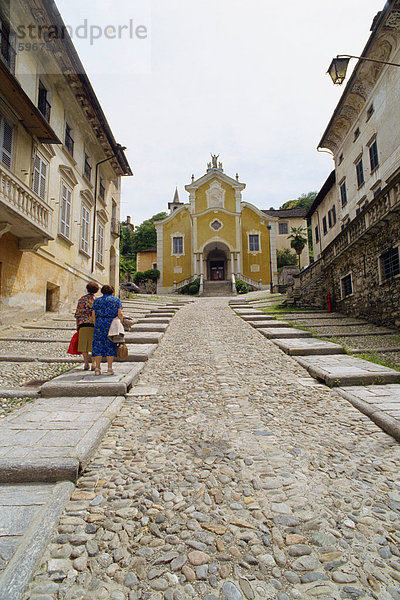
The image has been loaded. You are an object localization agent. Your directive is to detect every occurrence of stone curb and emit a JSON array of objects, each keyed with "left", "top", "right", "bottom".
[
  {"left": 0, "top": 353, "right": 150, "bottom": 363},
  {"left": 272, "top": 338, "right": 345, "bottom": 356},
  {"left": 0, "top": 481, "right": 75, "bottom": 600},
  {"left": 0, "top": 458, "right": 79, "bottom": 483},
  {"left": 0, "top": 389, "right": 40, "bottom": 398},
  {"left": 336, "top": 388, "right": 400, "bottom": 442}
]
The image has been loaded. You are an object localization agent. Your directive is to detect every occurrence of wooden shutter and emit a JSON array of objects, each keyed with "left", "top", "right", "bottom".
[{"left": 1, "top": 116, "right": 13, "bottom": 168}]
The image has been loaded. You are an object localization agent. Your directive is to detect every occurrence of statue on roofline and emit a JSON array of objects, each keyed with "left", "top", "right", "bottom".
[{"left": 210, "top": 153, "right": 219, "bottom": 168}]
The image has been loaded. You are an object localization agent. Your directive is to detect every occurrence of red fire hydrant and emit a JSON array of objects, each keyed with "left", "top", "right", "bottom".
[{"left": 327, "top": 292, "right": 332, "bottom": 313}]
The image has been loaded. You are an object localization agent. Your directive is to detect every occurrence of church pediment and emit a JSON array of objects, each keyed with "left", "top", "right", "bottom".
[{"left": 185, "top": 169, "right": 245, "bottom": 193}]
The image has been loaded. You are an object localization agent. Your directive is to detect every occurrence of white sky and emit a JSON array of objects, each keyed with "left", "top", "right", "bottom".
[{"left": 55, "top": 0, "right": 384, "bottom": 225}]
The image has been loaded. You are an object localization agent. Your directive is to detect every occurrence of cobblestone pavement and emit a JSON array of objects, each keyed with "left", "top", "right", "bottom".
[{"left": 23, "top": 298, "right": 400, "bottom": 600}]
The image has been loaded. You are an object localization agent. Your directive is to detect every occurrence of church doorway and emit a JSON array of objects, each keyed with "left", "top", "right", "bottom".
[{"left": 204, "top": 243, "right": 230, "bottom": 281}]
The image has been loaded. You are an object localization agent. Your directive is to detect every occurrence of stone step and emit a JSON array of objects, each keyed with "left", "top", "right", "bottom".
[
  {"left": 240, "top": 314, "right": 276, "bottom": 321},
  {"left": 125, "top": 332, "right": 163, "bottom": 344},
  {"left": 295, "top": 355, "right": 400, "bottom": 387},
  {"left": 131, "top": 323, "right": 169, "bottom": 333},
  {"left": 258, "top": 327, "right": 313, "bottom": 339},
  {"left": 137, "top": 317, "right": 171, "bottom": 324},
  {"left": 272, "top": 337, "right": 345, "bottom": 356},
  {"left": 249, "top": 320, "right": 293, "bottom": 329},
  {"left": 40, "top": 363, "right": 144, "bottom": 397}
]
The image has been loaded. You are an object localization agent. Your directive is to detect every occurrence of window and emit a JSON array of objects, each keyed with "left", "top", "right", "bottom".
[
  {"left": 356, "top": 158, "right": 364, "bottom": 187},
  {"left": 65, "top": 122, "right": 74, "bottom": 156},
  {"left": 353, "top": 127, "right": 360, "bottom": 141},
  {"left": 373, "top": 186, "right": 382, "bottom": 198},
  {"left": 0, "top": 18, "right": 15, "bottom": 71},
  {"left": 152, "top": 263, "right": 157, "bottom": 270},
  {"left": 367, "top": 104, "right": 374, "bottom": 121},
  {"left": 341, "top": 273, "right": 353, "bottom": 298},
  {"left": 279, "top": 222, "right": 288, "bottom": 235},
  {"left": 249, "top": 234, "right": 260, "bottom": 252},
  {"left": 32, "top": 152, "right": 48, "bottom": 200},
  {"left": 172, "top": 236, "right": 183, "bottom": 254},
  {"left": 356, "top": 207, "right": 361, "bottom": 216},
  {"left": 60, "top": 183, "right": 72, "bottom": 238},
  {"left": 369, "top": 140, "right": 379, "bottom": 171},
  {"left": 97, "top": 222, "right": 104, "bottom": 265},
  {"left": 331, "top": 205, "right": 336, "bottom": 225},
  {"left": 99, "top": 179, "right": 105, "bottom": 201},
  {"left": 380, "top": 247, "right": 400, "bottom": 281},
  {"left": 0, "top": 113, "right": 13, "bottom": 168},
  {"left": 338, "top": 153, "right": 344, "bottom": 165},
  {"left": 80, "top": 205, "right": 90, "bottom": 254},
  {"left": 38, "top": 81, "right": 51, "bottom": 122},
  {"left": 315, "top": 225, "right": 319, "bottom": 243},
  {"left": 340, "top": 181, "right": 347, "bottom": 207},
  {"left": 84, "top": 153, "right": 92, "bottom": 181},
  {"left": 328, "top": 211, "right": 332, "bottom": 228},
  {"left": 322, "top": 216, "right": 327, "bottom": 235}
]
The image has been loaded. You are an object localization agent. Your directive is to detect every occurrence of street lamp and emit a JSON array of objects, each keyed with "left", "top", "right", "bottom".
[
  {"left": 91, "top": 145, "right": 127, "bottom": 273},
  {"left": 327, "top": 54, "right": 400, "bottom": 85}
]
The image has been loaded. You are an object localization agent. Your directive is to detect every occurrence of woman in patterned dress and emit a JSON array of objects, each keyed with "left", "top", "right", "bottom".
[
  {"left": 91, "top": 285, "right": 123, "bottom": 375},
  {"left": 74, "top": 281, "right": 99, "bottom": 370}
]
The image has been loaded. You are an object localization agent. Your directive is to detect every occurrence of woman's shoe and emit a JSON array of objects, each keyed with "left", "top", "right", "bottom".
[
  {"left": 106, "top": 370, "right": 114, "bottom": 375},
  {"left": 94, "top": 369, "right": 101, "bottom": 376},
  {"left": 83, "top": 365, "right": 89, "bottom": 371}
]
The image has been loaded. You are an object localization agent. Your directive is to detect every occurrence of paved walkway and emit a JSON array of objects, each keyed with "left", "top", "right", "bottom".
[{"left": 22, "top": 298, "right": 400, "bottom": 600}]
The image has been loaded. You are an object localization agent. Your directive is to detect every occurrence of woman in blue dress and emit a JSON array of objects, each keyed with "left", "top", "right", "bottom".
[{"left": 91, "top": 285, "right": 123, "bottom": 375}]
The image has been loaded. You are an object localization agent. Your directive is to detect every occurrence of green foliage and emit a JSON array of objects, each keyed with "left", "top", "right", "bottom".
[
  {"left": 131, "top": 212, "right": 168, "bottom": 253},
  {"left": 179, "top": 278, "right": 200, "bottom": 295},
  {"left": 287, "top": 226, "right": 308, "bottom": 268},
  {"left": 143, "top": 268, "right": 160, "bottom": 281},
  {"left": 120, "top": 225, "right": 135, "bottom": 256},
  {"left": 280, "top": 191, "right": 317, "bottom": 211},
  {"left": 277, "top": 248, "right": 298, "bottom": 270},
  {"left": 133, "top": 271, "right": 145, "bottom": 284},
  {"left": 236, "top": 280, "right": 249, "bottom": 294},
  {"left": 119, "top": 256, "right": 136, "bottom": 280}
]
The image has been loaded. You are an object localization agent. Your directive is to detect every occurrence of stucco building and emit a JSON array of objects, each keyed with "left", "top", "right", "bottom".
[
  {"left": 155, "top": 157, "right": 278, "bottom": 295},
  {"left": 296, "top": 0, "right": 400, "bottom": 326},
  {"left": 0, "top": 0, "right": 132, "bottom": 324},
  {"left": 262, "top": 207, "right": 310, "bottom": 268}
]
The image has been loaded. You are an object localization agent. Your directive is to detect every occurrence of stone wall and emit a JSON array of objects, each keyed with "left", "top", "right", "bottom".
[{"left": 296, "top": 212, "right": 400, "bottom": 327}]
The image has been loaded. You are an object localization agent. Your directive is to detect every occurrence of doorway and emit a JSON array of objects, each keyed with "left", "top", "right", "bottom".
[
  {"left": 210, "top": 261, "right": 225, "bottom": 280},
  {"left": 46, "top": 282, "right": 60, "bottom": 312}
]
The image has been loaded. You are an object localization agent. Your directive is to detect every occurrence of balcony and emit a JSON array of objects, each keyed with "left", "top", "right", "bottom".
[
  {"left": 0, "top": 163, "right": 54, "bottom": 250},
  {"left": 111, "top": 218, "right": 120, "bottom": 237}
]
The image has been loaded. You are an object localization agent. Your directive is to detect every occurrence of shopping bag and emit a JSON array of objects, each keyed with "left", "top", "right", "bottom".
[{"left": 67, "top": 331, "right": 82, "bottom": 355}]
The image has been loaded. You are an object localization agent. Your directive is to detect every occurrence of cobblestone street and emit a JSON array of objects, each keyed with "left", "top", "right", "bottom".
[{"left": 23, "top": 298, "right": 400, "bottom": 600}]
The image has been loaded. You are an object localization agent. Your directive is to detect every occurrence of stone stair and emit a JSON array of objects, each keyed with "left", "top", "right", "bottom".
[{"left": 201, "top": 280, "right": 236, "bottom": 297}]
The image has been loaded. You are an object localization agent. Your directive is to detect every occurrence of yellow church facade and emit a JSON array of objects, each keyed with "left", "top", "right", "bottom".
[{"left": 155, "top": 158, "right": 278, "bottom": 294}]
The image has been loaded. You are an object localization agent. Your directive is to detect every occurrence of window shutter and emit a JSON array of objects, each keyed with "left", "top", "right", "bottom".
[
  {"left": 39, "top": 159, "right": 47, "bottom": 200},
  {"left": 1, "top": 117, "right": 13, "bottom": 168},
  {"left": 33, "top": 154, "right": 41, "bottom": 195}
]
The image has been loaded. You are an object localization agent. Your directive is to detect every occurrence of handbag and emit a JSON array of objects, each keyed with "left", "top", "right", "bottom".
[
  {"left": 67, "top": 331, "right": 82, "bottom": 355},
  {"left": 117, "top": 343, "right": 129, "bottom": 360}
]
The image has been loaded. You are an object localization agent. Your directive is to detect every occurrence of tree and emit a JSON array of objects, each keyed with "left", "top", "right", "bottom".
[
  {"left": 131, "top": 212, "right": 168, "bottom": 253},
  {"left": 280, "top": 191, "right": 317, "bottom": 212},
  {"left": 277, "top": 248, "right": 298, "bottom": 270},
  {"left": 287, "top": 226, "right": 308, "bottom": 269}
]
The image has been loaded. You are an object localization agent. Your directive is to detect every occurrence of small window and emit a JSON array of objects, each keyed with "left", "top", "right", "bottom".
[
  {"left": 249, "top": 234, "right": 260, "bottom": 252},
  {"left": 331, "top": 205, "right": 336, "bottom": 225},
  {"left": 0, "top": 18, "right": 15, "bottom": 72},
  {"left": 0, "top": 112, "right": 13, "bottom": 168},
  {"left": 341, "top": 273, "right": 353, "bottom": 298},
  {"left": 354, "top": 127, "right": 360, "bottom": 141},
  {"left": 338, "top": 153, "right": 344, "bottom": 165},
  {"left": 84, "top": 153, "right": 92, "bottom": 181},
  {"left": 80, "top": 204, "right": 90, "bottom": 254},
  {"left": 60, "top": 183, "right": 72, "bottom": 239},
  {"left": 322, "top": 216, "right": 327, "bottom": 235},
  {"left": 366, "top": 104, "right": 374, "bottom": 121},
  {"left": 369, "top": 140, "right": 379, "bottom": 171},
  {"left": 97, "top": 222, "right": 104, "bottom": 265},
  {"left": 152, "top": 263, "right": 157, "bottom": 270},
  {"left": 65, "top": 122, "right": 74, "bottom": 156},
  {"left": 173, "top": 236, "right": 183, "bottom": 254},
  {"left": 279, "top": 222, "right": 288, "bottom": 235},
  {"left": 38, "top": 81, "right": 51, "bottom": 122},
  {"left": 328, "top": 211, "right": 332, "bottom": 228},
  {"left": 315, "top": 225, "right": 319, "bottom": 243},
  {"left": 380, "top": 247, "right": 400, "bottom": 281},
  {"left": 356, "top": 158, "right": 364, "bottom": 187},
  {"left": 99, "top": 179, "right": 105, "bottom": 201},
  {"left": 356, "top": 207, "right": 361, "bottom": 216},
  {"left": 32, "top": 152, "right": 48, "bottom": 200},
  {"left": 340, "top": 181, "right": 347, "bottom": 207},
  {"left": 373, "top": 186, "right": 382, "bottom": 198}
]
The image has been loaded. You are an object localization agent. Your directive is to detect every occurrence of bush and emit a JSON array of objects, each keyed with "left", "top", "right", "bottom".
[
  {"left": 236, "top": 280, "right": 249, "bottom": 294},
  {"left": 143, "top": 268, "right": 160, "bottom": 281},
  {"left": 277, "top": 248, "right": 298, "bottom": 270},
  {"left": 179, "top": 278, "right": 200, "bottom": 295},
  {"left": 133, "top": 271, "right": 145, "bottom": 284}
]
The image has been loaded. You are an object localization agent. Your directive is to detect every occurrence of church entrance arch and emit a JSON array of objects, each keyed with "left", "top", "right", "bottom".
[{"left": 203, "top": 242, "right": 231, "bottom": 281}]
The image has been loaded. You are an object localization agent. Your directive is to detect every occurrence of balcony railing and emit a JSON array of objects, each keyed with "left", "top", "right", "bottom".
[
  {"left": 38, "top": 97, "right": 51, "bottom": 122},
  {"left": 0, "top": 163, "right": 53, "bottom": 244},
  {"left": 322, "top": 175, "right": 400, "bottom": 268}
]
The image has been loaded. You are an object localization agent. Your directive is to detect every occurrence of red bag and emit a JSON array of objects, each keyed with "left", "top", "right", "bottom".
[{"left": 67, "top": 331, "right": 82, "bottom": 355}]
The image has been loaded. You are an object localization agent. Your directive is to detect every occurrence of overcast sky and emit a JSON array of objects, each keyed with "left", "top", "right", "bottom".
[{"left": 56, "top": 0, "right": 384, "bottom": 225}]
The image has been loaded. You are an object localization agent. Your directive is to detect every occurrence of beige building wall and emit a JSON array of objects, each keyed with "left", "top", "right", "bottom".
[
  {"left": 0, "top": 0, "right": 131, "bottom": 323},
  {"left": 137, "top": 250, "right": 157, "bottom": 272}
]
